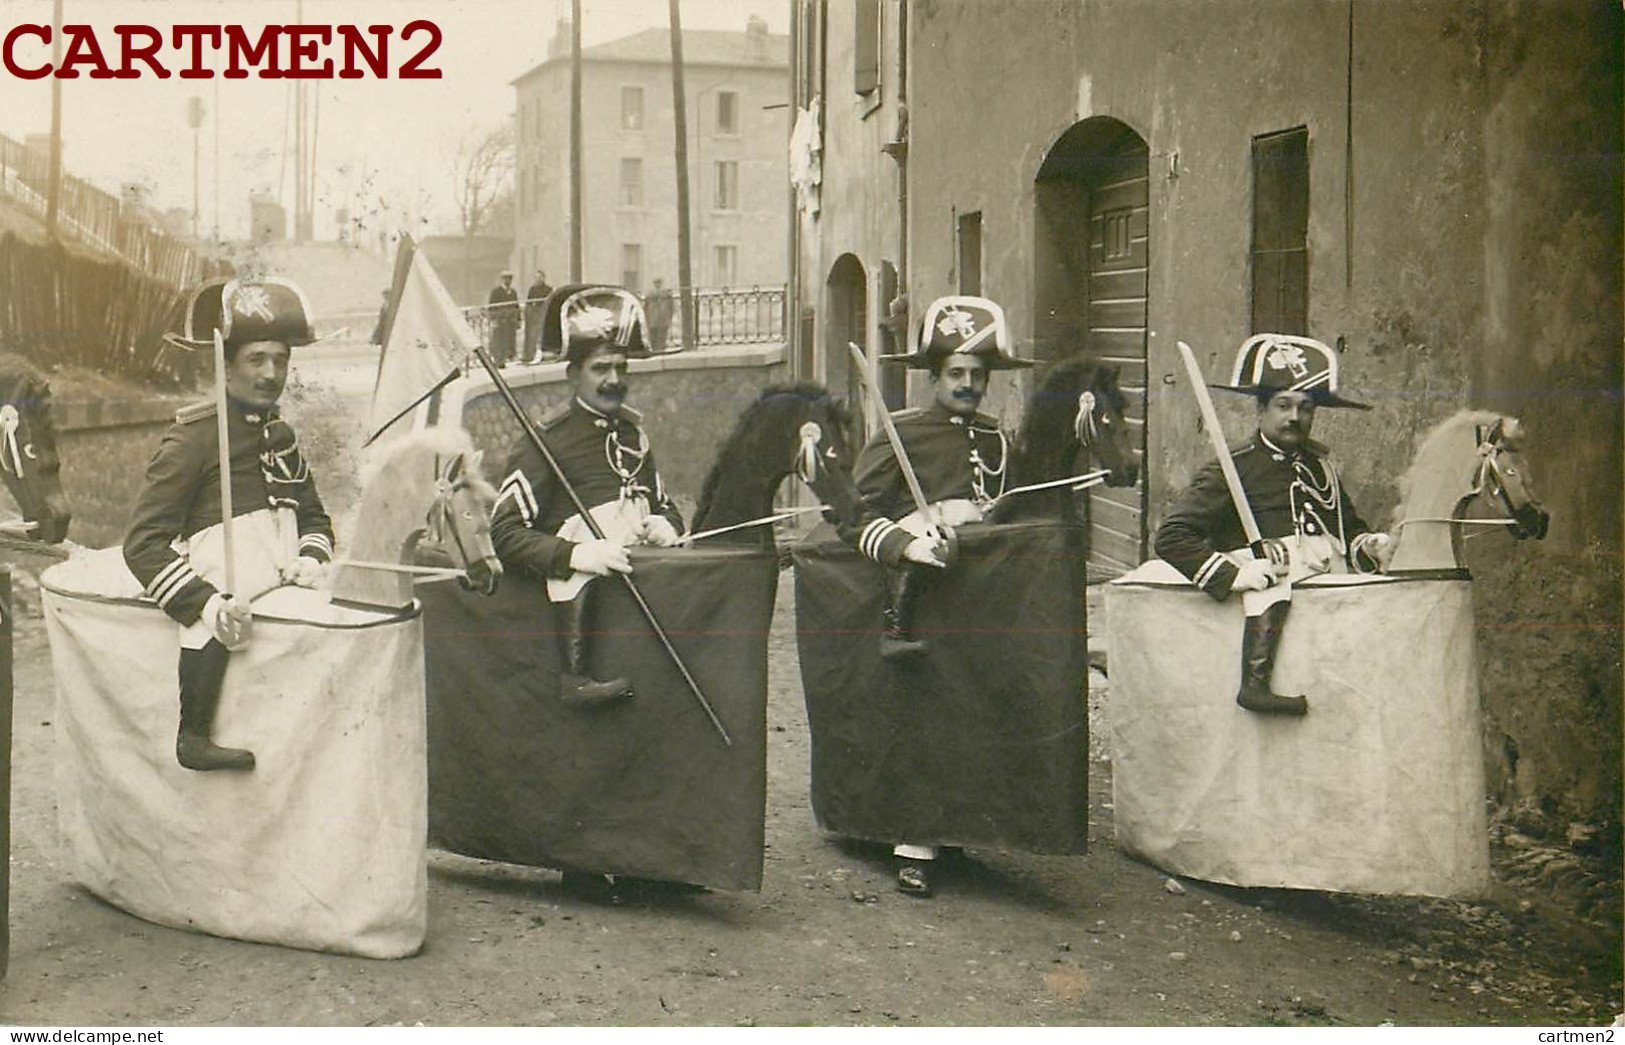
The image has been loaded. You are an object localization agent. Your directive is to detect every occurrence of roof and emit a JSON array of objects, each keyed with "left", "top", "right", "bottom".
[{"left": 512, "top": 27, "right": 788, "bottom": 84}]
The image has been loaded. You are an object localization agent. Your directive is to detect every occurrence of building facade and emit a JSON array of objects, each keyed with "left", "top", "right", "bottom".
[
  {"left": 795, "top": 0, "right": 1623, "bottom": 830},
  {"left": 511, "top": 19, "right": 789, "bottom": 297}
]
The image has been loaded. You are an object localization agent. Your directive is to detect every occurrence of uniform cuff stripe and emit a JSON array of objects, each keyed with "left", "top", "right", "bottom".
[
  {"left": 152, "top": 567, "right": 200, "bottom": 608},
  {"left": 860, "top": 518, "right": 897, "bottom": 561},
  {"left": 300, "top": 534, "right": 334, "bottom": 555},
  {"left": 147, "top": 560, "right": 195, "bottom": 602},
  {"left": 1193, "top": 552, "right": 1226, "bottom": 588}
]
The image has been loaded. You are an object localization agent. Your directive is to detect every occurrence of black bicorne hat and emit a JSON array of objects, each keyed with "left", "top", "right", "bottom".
[
  {"left": 880, "top": 295, "right": 1034, "bottom": 370},
  {"left": 540, "top": 284, "right": 654, "bottom": 364},
  {"left": 1211, "top": 334, "right": 1369, "bottom": 410},
  {"left": 170, "top": 276, "right": 316, "bottom": 353}
]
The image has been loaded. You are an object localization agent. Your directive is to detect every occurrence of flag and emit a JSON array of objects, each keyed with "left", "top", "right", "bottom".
[{"left": 366, "top": 235, "right": 478, "bottom": 446}]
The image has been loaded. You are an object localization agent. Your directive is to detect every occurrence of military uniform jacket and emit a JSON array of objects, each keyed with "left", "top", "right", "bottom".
[
  {"left": 490, "top": 397, "right": 684, "bottom": 581},
  {"left": 1153, "top": 432, "right": 1373, "bottom": 601},
  {"left": 842, "top": 402, "right": 1010, "bottom": 567},
  {"left": 123, "top": 398, "right": 334, "bottom": 626}
]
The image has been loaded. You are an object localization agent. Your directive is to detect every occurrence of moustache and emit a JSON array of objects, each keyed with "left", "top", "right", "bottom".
[
  {"left": 952, "top": 389, "right": 981, "bottom": 400},
  {"left": 598, "top": 383, "right": 628, "bottom": 398}
]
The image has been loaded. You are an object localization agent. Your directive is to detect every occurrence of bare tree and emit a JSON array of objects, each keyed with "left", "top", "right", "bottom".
[
  {"left": 452, "top": 125, "right": 516, "bottom": 237},
  {"left": 451, "top": 125, "right": 515, "bottom": 300}
]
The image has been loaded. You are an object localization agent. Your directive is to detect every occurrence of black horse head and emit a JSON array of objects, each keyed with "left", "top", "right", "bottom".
[
  {"left": 694, "top": 382, "right": 865, "bottom": 543},
  {"left": 0, "top": 357, "right": 70, "bottom": 543},
  {"left": 1015, "top": 357, "right": 1139, "bottom": 488}
]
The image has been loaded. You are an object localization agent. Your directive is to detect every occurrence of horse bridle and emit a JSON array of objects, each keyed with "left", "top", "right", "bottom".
[
  {"left": 1073, "top": 391, "right": 1099, "bottom": 448},
  {"left": 795, "top": 421, "right": 825, "bottom": 484},
  {"left": 424, "top": 458, "right": 482, "bottom": 571}
]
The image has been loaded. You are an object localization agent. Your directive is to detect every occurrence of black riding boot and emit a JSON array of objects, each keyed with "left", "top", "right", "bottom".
[
  {"left": 880, "top": 563, "right": 928, "bottom": 660},
  {"left": 1235, "top": 601, "right": 1308, "bottom": 716},
  {"left": 557, "top": 587, "right": 635, "bottom": 709},
  {"left": 176, "top": 640, "right": 256, "bottom": 772}
]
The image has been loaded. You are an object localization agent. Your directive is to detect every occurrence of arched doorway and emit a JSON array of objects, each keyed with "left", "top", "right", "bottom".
[
  {"left": 1033, "top": 116, "right": 1150, "bottom": 578},
  {"left": 825, "top": 253, "right": 868, "bottom": 437}
]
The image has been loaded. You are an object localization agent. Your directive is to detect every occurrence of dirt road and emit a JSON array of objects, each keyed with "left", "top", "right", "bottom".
[{"left": 0, "top": 565, "right": 1617, "bottom": 1027}]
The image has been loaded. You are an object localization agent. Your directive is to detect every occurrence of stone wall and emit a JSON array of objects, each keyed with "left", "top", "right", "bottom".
[{"left": 900, "top": 0, "right": 1622, "bottom": 830}]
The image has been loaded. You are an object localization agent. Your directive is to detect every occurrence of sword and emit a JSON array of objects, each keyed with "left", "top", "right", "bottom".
[
  {"left": 471, "top": 343, "right": 733, "bottom": 747},
  {"left": 679, "top": 505, "right": 827, "bottom": 545},
  {"left": 847, "top": 342, "right": 943, "bottom": 540},
  {"left": 212, "top": 329, "right": 237, "bottom": 596},
  {"left": 990, "top": 469, "right": 1110, "bottom": 505},
  {"left": 1175, "top": 340, "right": 1264, "bottom": 548}
]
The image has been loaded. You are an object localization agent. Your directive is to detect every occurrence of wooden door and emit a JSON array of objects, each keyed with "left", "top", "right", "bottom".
[{"left": 1084, "top": 152, "right": 1149, "bottom": 577}]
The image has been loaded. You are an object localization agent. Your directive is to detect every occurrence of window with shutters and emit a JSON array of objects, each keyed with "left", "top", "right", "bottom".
[
  {"left": 621, "top": 85, "right": 644, "bottom": 131},
  {"left": 1251, "top": 128, "right": 1309, "bottom": 336},
  {"left": 714, "top": 160, "right": 739, "bottom": 211},
  {"left": 854, "top": 0, "right": 880, "bottom": 95},
  {"left": 957, "top": 211, "right": 983, "bottom": 296},
  {"left": 619, "top": 157, "right": 644, "bottom": 208}
]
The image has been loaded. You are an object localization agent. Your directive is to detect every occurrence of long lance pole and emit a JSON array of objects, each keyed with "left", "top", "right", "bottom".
[{"left": 470, "top": 343, "right": 732, "bottom": 747}]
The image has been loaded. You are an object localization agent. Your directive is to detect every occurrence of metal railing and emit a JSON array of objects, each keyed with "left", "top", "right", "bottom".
[
  {"left": 458, "top": 284, "right": 787, "bottom": 352},
  {"left": 0, "top": 133, "right": 208, "bottom": 289}
]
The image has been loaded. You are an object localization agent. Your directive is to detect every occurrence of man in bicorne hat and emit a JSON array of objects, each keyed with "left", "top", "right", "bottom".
[
  {"left": 837, "top": 294, "right": 1032, "bottom": 897},
  {"left": 487, "top": 269, "right": 521, "bottom": 367},
  {"left": 124, "top": 277, "right": 335, "bottom": 772},
  {"left": 1154, "top": 334, "right": 1395, "bottom": 717},
  {"left": 489, "top": 284, "right": 685, "bottom": 712}
]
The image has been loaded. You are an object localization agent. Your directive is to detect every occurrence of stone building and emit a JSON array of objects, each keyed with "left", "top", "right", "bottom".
[
  {"left": 794, "top": 0, "right": 1622, "bottom": 832},
  {"left": 511, "top": 18, "right": 789, "bottom": 295}
]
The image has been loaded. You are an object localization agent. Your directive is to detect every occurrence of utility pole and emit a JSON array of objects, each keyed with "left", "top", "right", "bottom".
[
  {"left": 569, "top": 0, "right": 583, "bottom": 281},
  {"left": 45, "top": 0, "right": 63, "bottom": 239},
  {"left": 668, "top": 0, "right": 695, "bottom": 350},
  {"left": 188, "top": 97, "right": 204, "bottom": 239}
]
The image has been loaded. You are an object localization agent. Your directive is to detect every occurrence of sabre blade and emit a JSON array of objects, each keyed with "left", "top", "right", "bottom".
[
  {"left": 1175, "top": 340, "right": 1264, "bottom": 546},
  {"left": 846, "top": 342, "right": 941, "bottom": 536}
]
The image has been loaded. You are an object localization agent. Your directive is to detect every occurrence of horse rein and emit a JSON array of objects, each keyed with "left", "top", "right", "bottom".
[{"left": 1393, "top": 437, "right": 1520, "bottom": 531}]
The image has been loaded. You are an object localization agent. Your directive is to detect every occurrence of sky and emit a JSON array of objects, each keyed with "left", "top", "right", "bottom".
[{"left": 0, "top": 0, "right": 788, "bottom": 242}]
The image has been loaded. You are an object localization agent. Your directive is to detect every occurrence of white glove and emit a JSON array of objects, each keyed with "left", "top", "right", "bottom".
[
  {"left": 280, "top": 555, "right": 327, "bottom": 589},
  {"left": 569, "top": 537, "right": 633, "bottom": 577},
  {"left": 1353, "top": 532, "right": 1397, "bottom": 572},
  {"left": 639, "top": 516, "right": 682, "bottom": 548},
  {"left": 1230, "top": 558, "right": 1278, "bottom": 593},
  {"left": 902, "top": 536, "right": 948, "bottom": 568},
  {"left": 203, "top": 593, "right": 253, "bottom": 651}
]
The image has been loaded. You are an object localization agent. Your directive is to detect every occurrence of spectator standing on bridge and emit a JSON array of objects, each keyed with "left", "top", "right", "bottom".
[
  {"left": 523, "top": 269, "right": 553, "bottom": 363},
  {"left": 486, "top": 270, "right": 521, "bottom": 367},
  {"left": 645, "top": 278, "right": 675, "bottom": 353}
]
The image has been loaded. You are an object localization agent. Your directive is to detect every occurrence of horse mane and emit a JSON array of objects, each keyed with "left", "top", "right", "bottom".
[
  {"left": 694, "top": 382, "right": 847, "bottom": 524},
  {"left": 0, "top": 354, "right": 53, "bottom": 418},
  {"left": 359, "top": 425, "right": 496, "bottom": 502},
  {"left": 1012, "top": 356, "right": 1122, "bottom": 485},
  {"left": 1395, "top": 409, "right": 1500, "bottom": 512}
]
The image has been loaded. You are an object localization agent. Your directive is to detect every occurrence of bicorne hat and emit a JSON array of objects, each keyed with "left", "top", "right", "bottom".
[
  {"left": 1212, "top": 334, "right": 1369, "bottom": 410},
  {"left": 169, "top": 276, "right": 316, "bottom": 354},
  {"left": 541, "top": 284, "right": 655, "bottom": 364},
  {"left": 880, "top": 295, "right": 1033, "bottom": 370}
]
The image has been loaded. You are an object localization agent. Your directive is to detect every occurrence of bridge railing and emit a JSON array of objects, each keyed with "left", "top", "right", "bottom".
[{"left": 457, "top": 284, "right": 787, "bottom": 353}]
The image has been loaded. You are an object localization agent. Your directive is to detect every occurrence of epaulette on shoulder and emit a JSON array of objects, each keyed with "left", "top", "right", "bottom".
[
  {"left": 539, "top": 402, "right": 573, "bottom": 430},
  {"left": 1304, "top": 436, "right": 1331, "bottom": 457},
  {"left": 891, "top": 407, "right": 927, "bottom": 423},
  {"left": 618, "top": 404, "right": 644, "bottom": 424},
  {"left": 175, "top": 400, "right": 215, "bottom": 424},
  {"left": 970, "top": 411, "right": 1002, "bottom": 430},
  {"left": 1229, "top": 437, "right": 1259, "bottom": 457}
]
